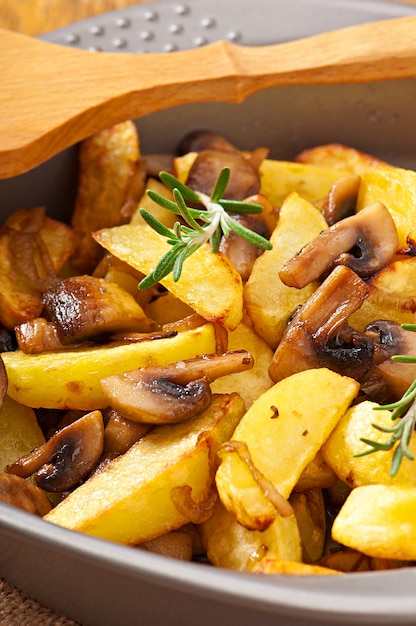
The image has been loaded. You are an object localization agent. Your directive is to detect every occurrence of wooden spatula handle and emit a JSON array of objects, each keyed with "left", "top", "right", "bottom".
[{"left": 1, "top": 15, "right": 416, "bottom": 179}]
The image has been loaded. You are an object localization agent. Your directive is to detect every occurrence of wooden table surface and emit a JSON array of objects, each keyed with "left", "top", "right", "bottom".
[{"left": 0, "top": 0, "right": 416, "bottom": 624}]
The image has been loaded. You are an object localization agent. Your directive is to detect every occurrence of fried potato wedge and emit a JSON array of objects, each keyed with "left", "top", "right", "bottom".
[
  {"left": 349, "top": 257, "right": 416, "bottom": 329},
  {"left": 210, "top": 320, "right": 273, "bottom": 409},
  {"left": 200, "top": 500, "right": 302, "bottom": 571},
  {"left": 252, "top": 559, "right": 341, "bottom": 576},
  {"left": 0, "top": 395, "right": 45, "bottom": 472},
  {"left": 0, "top": 207, "right": 76, "bottom": 329},
  {"left": 357, "top": 167, "right": 416, "bottom": 250},
  {"left": 44, "top": 394, "right": 245, "bottom": 545},
  {"left": 130, "top": 177, "right": 176, "bottom": 228},
  {"left": 244, "top": 192, "right": 328, "bottom": 348},
  {"left": 94, "top": 223, "right": 243, "bottom": 330},
  {"left": 2, "top": 323, "right": 217, "bottom": 410},
  {"left": 295, "top": 143, "right": 388, "bottom": 174},
  {"left": 215, "top": 368, "right": 359, "bottom": 530},
  {"left": 294, "top": 451, "right": 337, "bottom": 492},
  {"left": 259, "top": 160, "right": 349, "bottom": 209},
  {"left": 332, "top": 484, "right": 416, "bottom": 560},
  {"left": 322, "top": 400, "right": 416, "bottom": 489},
  {"left": 71, "top": 121, "right": 141, "bottom": 273}
]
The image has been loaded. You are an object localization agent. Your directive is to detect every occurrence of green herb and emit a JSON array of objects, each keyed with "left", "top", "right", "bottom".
[
  {"left": 138, "top": 168, "right": 272, "bottom": 290},
  {"left": 355, "top": 323, "right": 416, "bottom": 476}
]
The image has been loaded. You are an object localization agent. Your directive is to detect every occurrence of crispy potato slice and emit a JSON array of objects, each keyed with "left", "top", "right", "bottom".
[
  {"left": 215, "top": 368, "right": 359, "bottom": 529},
  {"left": 294, "top": 451, "right": 337, "bottom": 492},
  {"left": 259, "top": 160, "right": 349, "bottom": 209},
  {"left": 2, "top": 323, "right": 217, "bottom": 410},
  {"left": 0, "top": 395, "right": 45, "bottom": 472},
  {"left": 322, "top": 401, "right": 416, "bottom": 489},
  {"left": 71, "top": 121, "right": 141, "bottom": 273},
  {"left": 93, "top": 223, "right": 243, "bottom": 330},
  {"left": 253, "top": 559, "right": 341, "bottom": 575},
  {"left": 130, "top": 177, "right": 177, "bottom": 228},
  {"left": 0, "top": 207, "right": 77, "bottom": 329},
  {"left": 210, "top": 320, "right": 273, "bottom": 409},
  {"left": 244, "top": 192, "right": 328, "bottom": 348},
  {"left": 144, "top": 292, "right": 195, "bottom": 326},
  {"left": 44, "top": 394, "right": 245, "bottom": 545},
  {"left": 357, "top": 167, "right": 416, "bottom": 250},
  {"left": 200, "top": 500, "right": 302, "bottom": 571},
  {"left": 295, "top": 143, "right": 388, "bottom": 174},
  {"left": 349, "top": 257, "right": 416, "bottom": 329},
  {"left": 332, "top": 484, "right": 416, "bottom": 560}
]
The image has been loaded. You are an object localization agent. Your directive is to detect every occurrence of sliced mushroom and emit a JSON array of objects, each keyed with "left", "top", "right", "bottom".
[
  {"left": 15, "top": 317, "right": 94, "bottom": 354},
  {"left": 179, "top": 130, "right": 241, "bottom": 155},
  {"left": 269, "top": 266, "right": 371, "bottom": 383},
  {"left": 103, "top": 408, "right": 152, "bottom": 455},
  {"left": 363, "top": 320, "right": 416, "bottom": 398},
  {"left": 42, "top": 275, "right": 149, "bottom": 344},
  {"left": 321, "top": 174, "right": 361, "bottom": 225},
  {"left": 185, "top": 150, "right": 262, "bottom": 201},
  {"left": 279, "top": 202, "right": 399, "bottom": 288},
  {"left": 100, "top": 351, "right": 254, "bottom": 424},
  {"left": 219, "top": 211, "right": 270, "bottom": 282},
  {"left": 7, "top": 410, "right": 104, "bottom": 492},
  {"left": 0, "top": 473, "right": 52, "bottom": 516}
]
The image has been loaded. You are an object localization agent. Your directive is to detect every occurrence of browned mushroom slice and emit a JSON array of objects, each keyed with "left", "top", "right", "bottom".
[
  {"left": 0, "top": 473, "right": 52, "bottom": 515},
  {"left": 42, "top": 275, "right": 149, "bottom": 344},
  {"left": 100, "top": 351, "right": 254, "bottom": 424},
  {"left": 363, "top": 320, "right": 416, "bottom": 398},
  {"left": 269, "top": 266, "right": 371, "bottom": 383},
  {"left": 15, "top": 317, "right": 94, "bottom": 354},
  {"left": 185, "top": 150, "right": 262, "bottom": 200},
  {"left": 219, "top": 212, "right": 270, "bottom": 282},
  {"left": 7, "top": 410, "right": 104, "bottom": 492},
  {"left": 179, "top": 130, "right": 241, "bottom": 155},
  {"left": 103, "top": 408, "right": 152, "bottom": 455},
  {"left": 321, "top": 174, "right": 361, "bottom": 225},
  {"left": 279, "top": 202, "right": 399, "bottom": 289}
]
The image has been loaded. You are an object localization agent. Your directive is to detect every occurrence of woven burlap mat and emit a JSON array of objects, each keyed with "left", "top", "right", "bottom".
[{"left": 0, "top": 578, "right": 82, "bottom": 625}]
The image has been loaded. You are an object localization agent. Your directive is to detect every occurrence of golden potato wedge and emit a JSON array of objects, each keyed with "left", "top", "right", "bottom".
[
  {"left": 0, "top": 207, "right": 77, "bottom": 329},
  {"left": 215, "top": 368, "right": 359, "bottom": 529},
  {"left": 252, "top": 559, "right": 341, "bottom": 576},
  {"left": 93, "top": 223, "right": 243, "bottom": 330},
  {"left": 295, "top": 143, "right": 388, "bottom": 174},
  {"left": 71, "top": 120, "right": 141, "bottom": 273},
  {"left": 322, "top": 401, "right": 416, "bottom": 488},
  {"left": 332, "top": 484, "right": 416, "bottom": 560},
  {"left": 144, "top": 292, "right": 195, "bottom": 326},
  {"left": 349, "top": 257, "right": 416, "bottom": 330},
  {"left": 2, "top": 323, "right": 217, "bottom": 410},
  {"left": 259, "top": 160, "right": 349, "bottom": 209},
  {"left": 130, "top": 177, "right": 176, "bottom": 228},
  {"left": 244, "top": 192, "right": 328, "bottom": 348},
  {"left": 210, "top": 320, "right": 273, "bottom": 409},
  {"left": 0, "top": 395, "right": 45, "bottom": 472},
  {"left": 200, "top": 500, "right": 302, "bottom": 571},
  {"left": 294, "top": 451, "right": 337, "bottom": 492},
  {"left": 357, "top": 167, "right": 416, "bottom": 250},
  {"left": 45, "top": 393, "right": 245, "bottom": 545}
]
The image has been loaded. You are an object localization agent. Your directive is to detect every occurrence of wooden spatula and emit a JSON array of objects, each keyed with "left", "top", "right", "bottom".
[{"left": 1, "top": 15, "right": 416, "bottom": 179}]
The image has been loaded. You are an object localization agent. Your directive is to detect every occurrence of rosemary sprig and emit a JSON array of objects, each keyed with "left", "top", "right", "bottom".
[
  {"left": 138, "top": 167, "right": 272, "bottom": 290},
  {"left": 355, "top": 323, "right": 416, "bottom": 476}
]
